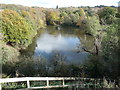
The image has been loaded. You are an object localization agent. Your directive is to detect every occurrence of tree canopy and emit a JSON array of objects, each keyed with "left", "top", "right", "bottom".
[
  {"left": 98, "top": 7, "right": 117, "bottom": 24},
  {"left": 1, "top": 10, "right": 36, "bottom": 48}
]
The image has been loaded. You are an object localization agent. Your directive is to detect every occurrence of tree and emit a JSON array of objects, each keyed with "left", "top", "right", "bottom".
[
  {"left": 84, "top": 16, "right": 101, "bottom": 36},
  {"left": 76, "top": 8, "right": 86, "bottom": 26},
  {"left": 1, "top": 10, "right": 36, "bottom": 48},
  {"left": 27, "top": 8, "right": 46, "bottom": 29},
  {"left": 46, "top": 10, "right": 60, "bottom": 25},
  {"left": 77, "top": 16, "right": 103, "bottom": 55},
  {"left": 84, "top": 24, "right": 119, "bottom": 78},
  {"left": 101, "top": 24, "right": 119, "bottom": 78},
  {"left": 80, "top": 13, "right": 120, "bottom": 78},
  {"left": 98, "top": 7, "right": 117, "bottom": 24},
  {"left": 59, "top": 8, "right": 80, "bottom": 26}
]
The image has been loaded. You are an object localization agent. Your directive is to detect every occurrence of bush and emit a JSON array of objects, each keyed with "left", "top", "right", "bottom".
[
  {"left": 0, "top": 41, "right": 19, "bottom": 65},
  {"left": 0, "top": 41, "right": 19, "bottom": 76}
]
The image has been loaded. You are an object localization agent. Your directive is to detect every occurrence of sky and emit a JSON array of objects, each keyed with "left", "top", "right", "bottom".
[{"left": 0, "top": 0, "right": 120, "bottom": 8}]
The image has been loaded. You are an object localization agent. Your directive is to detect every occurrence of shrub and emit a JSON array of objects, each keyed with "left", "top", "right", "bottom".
[{"left": 0, "top": 41, "right": 19, "bottom": 65}]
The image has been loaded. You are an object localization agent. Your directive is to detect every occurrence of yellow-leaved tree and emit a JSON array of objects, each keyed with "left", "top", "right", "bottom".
[
  {"left": 76, "top": 8, "right": 86, "bottom": 27},
  {"left": 1, "top": 9, "right": 36, "bottom": 48}
]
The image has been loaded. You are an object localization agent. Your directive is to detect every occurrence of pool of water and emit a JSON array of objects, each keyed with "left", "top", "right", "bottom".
[{"left": 23, "top": 26, "right": 94, "bottom": 64}]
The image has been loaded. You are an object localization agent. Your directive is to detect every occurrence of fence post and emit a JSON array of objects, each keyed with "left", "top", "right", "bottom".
[
  {"left": 27, "top": 79, "right": 30, "bottom": 88},
  {"left": 0, "top": 83, "right": 1, "bottom": 90},
  {"left": 63, "top": 79, "right": 65, "bottom": 86},
  {"left": 95, "top": 79, "right": 96, "bottom": 88},
  {"left": 47, "top": 78, "right": 49, "bottom": 87}
]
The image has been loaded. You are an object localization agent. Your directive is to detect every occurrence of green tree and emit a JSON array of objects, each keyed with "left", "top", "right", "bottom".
[
  {"left": 78, "top": 16, "right": 103, "bottom": 55},
  {"left": 101, "top": 24, "right": 119, "bottom": 78},
  {"left": 84, "top": 24, "right": 119, "bottom": 78},
  {"left": 46, "top": 10, "right": 60, "bottom": 25},
  {"left": 98, "top": 7, "right": 117, "bottom": 24},
  {"left": 81, "top": 14, "right": 119, "bottom": 78},
  {"left": 59, "top": 8, "right": 80, "bottom": 26},
  {"left": 1, "top": 10, "right": 36, "bottom": 48},
  {"left": 84, "top": 16, "right": 101, "bottom": 35}
]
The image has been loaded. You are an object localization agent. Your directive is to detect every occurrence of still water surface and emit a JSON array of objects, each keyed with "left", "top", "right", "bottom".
[{"left": 24, "top": 26, "right": 94, "bottom": 64}]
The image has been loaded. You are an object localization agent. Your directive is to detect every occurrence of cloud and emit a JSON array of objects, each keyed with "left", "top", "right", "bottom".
[
  {"left": 57, "top": 0, "right": 119, "bottom": 7},
  {"left": 0, "top": 0, "right": 119, "bottom": 8},
  {"left": 0, "top": 0, "right": 57, "bottom": 7},
  {"left": 36, "top": 33, "right": 80, "bottom": 53}
]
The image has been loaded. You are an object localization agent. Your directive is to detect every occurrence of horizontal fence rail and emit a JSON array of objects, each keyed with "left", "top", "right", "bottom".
[
  {"left": 0, "top": 77, "right": 77, "bottom": 89},
  {"left": 0, "top": 77, "right": 119, "bottom": 89}
]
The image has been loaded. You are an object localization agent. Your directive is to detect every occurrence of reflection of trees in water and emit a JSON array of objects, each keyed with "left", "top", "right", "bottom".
[
  {"left": 48, "top": 52, "right": 69, "bottom": 76},
  {"left": 76, "top": 34, "right": 94, "bottom": 54},
  {"left": 47, "top": 52, "right": 87, "bottom": 77},
  {"left": 19, "top": 29, "right": 46, "bottom": 57},
  {"left": 2, "top": 53, "right": 87, "bottom": 77},
  {"left": 76, "top": 31, "right": 120, "bottom": 79},
  {"left": 3, "top": 50, "right": 119, "bottom": 78},
  {"left": 2, "top": 26, "right": 119, "bottom": 79}
]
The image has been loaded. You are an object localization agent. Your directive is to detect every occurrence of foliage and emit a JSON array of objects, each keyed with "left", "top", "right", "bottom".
[
  {"left": 85, "top": 7, "right": 95, "bottom": 17},
  {"left": 101, "top": 24, "right": 119, "bottom": 78},
  {"left": 82, "top": 56, "right": 106, "bottom": 78},
  {"left": 76, "top": 8, "right": 86, "bottom": 27},
  {"left": 102, "top": 24, "right": 119, "bottom": 56},
  {"left": 0, "top": 42, "right": 19, "bottom": 65},
  {"left": 48, "top": 53, "right": 69, "bottom": 76},
  {"left": 46, "top": 10, "right": 60, "bottom": 25},
  {"left": 98, "top": 7, "right": 117, "bottom": 24},
  {"left": 1, "top": 10, "right": 36, "bottom": 48},
  {"left": 82, "top": 17, "right": 119, "bottom": 78},
  {"left": 24, "top": 8, "right": 46, "bottom": 29},
  {"left": 0, "top": 41, "right": 20, "bottom": 77},
  {"left": 0, "top": 4, "right": 119, "bottom": 80},
  {"left": 79, "top": 6, "right": 119, "bottom": 79},
  {"left": 59, "top": 8, "right": 81, "bottom": 26},
  {"left": 62, "top": 14, "right": 73, "bottom": 25},
  {"left": 2, "top": 82, "right": 26, "bottom": 89},
  {"left": 83, "top": 16, "right": 101, "bottom": 36},
  {"left": 0, "top": 4, "right": 46, "bottom": 29}
]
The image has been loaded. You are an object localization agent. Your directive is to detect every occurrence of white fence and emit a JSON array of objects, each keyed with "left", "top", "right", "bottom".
[
  {"left": 0, "top": 77, "right": 119, "bottom": 89},
  {"left": 0, "top": 77, "right": 78, "bottom": 89}
]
